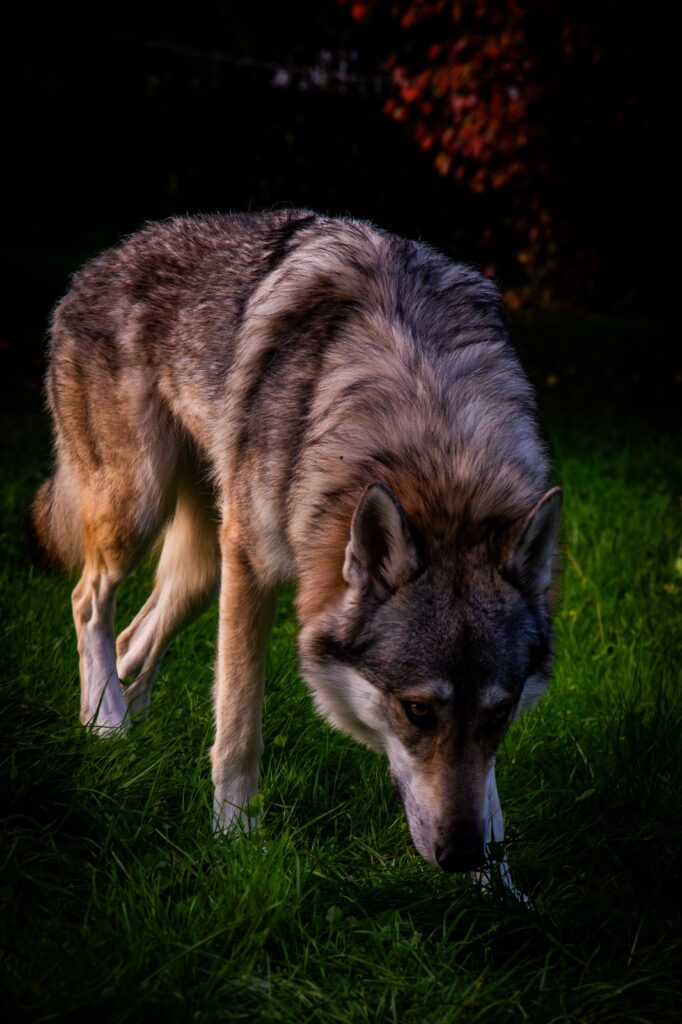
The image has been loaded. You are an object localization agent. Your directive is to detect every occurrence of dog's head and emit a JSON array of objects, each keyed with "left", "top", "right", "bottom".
[{"left": 298, "top": 482, "right": 562, "bottom": 871}]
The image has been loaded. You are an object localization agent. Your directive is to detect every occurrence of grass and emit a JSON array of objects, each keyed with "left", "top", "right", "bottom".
[{"left": 1, "top": 313, "right": 681, "bottom": 1022}]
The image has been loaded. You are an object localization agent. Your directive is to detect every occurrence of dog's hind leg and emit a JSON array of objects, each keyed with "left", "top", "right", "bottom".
[
  {"left": 73, "top": 476, "right": 169, "bottom": 736},
  {"left": 116, "top": 472, "right": 220, "bottom": 717},
  {"left": 211, "top": 523, "right": 276, "bottom": 835}
]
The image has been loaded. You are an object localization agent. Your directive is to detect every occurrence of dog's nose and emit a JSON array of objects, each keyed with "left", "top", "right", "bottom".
[{"left": 435, "top": 821, "right": 485, "bottom": 872}]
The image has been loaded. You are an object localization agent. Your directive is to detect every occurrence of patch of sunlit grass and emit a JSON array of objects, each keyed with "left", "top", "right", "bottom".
[{"left": 2, "top": 316, "right": 680, "bottom": 1022}]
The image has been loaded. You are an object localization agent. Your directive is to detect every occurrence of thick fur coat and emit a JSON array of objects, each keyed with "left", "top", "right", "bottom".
[{"left": 32, "top": 211, "right": 561, "bottom": 880}]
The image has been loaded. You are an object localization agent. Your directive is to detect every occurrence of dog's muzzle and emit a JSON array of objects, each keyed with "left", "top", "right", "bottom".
[{"left": 435, "top": 820, "right": 485, "bottom": 872}]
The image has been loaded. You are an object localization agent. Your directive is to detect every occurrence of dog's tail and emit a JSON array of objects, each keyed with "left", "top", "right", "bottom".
[{"left": 29, "top": 464, "right": 84, "bottom": 572}]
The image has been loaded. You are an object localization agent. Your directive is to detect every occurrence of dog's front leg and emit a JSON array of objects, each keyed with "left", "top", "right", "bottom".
[
  {"left": 484, "top": 764, "right": 514, "bottom": 891},
  {"left": 474, "top": 765, "right": 528, "bottom": 901},
  {"left": 211, "top": 527, "right": 276, "bottom": 835}
]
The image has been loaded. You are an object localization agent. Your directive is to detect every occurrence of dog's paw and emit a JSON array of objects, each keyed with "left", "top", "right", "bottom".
[
  {"left": 496, "top": 859, "right": 532, "bottom": 905},
  {"left": 212, "top": 787, "right": 263, "bottom": 836},
  {"left": 81, "top": 678, "right": 130, "bottom": 737},
  {"left": 472, "top": 860, "right": 532, "bottom": 906}
]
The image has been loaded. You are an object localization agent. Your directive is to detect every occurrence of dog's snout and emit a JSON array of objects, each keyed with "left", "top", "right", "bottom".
[{"left": 435, "top": 821, "right": 485, "bottom": 872}]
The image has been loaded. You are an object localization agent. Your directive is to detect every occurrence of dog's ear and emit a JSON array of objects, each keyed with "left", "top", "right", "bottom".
[
  {"left": 343, "top": 482, "right": 420, "bottom": 597},
  {"left": 508, "top": 486, "right": 562, "bottom": 597}
]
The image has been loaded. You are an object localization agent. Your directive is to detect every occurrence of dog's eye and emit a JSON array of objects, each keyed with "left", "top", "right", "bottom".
[
  {"left": 489, "top": 700, "right": 513, "bottom": 724},
  {"left": 403, "top": 701, "right": 436, "bottom": 729}
]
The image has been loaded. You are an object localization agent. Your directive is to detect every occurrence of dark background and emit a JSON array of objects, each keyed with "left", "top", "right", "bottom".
[
  {"left": 4, "top": 2, "right": 452, "bottom": 352},
  {"left": 2, "top": 0, "right": 677, "bottom": 385}
]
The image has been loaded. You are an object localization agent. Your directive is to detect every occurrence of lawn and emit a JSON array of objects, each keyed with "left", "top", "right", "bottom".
[{"left": 1, "top": 313, "right": 680, "bottom": 1022}]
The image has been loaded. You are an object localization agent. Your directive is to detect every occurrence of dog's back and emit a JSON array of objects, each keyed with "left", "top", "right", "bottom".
[{"left": 34, "top": 210, "right": 546, "bottom": 592}]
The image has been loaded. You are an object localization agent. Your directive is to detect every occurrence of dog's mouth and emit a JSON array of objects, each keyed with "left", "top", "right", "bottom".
[{"left": 390, "top": 770, "right": 486, "bottom": 872}]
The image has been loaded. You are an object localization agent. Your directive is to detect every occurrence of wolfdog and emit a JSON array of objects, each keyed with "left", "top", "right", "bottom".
[{"left": 32, "top": 210, "right": 561, "bottom": 886}]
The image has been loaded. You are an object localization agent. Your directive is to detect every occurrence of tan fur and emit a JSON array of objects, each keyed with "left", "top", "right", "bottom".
[
  {"left": 31, "top": 212, "right": 560, "bottom": 887},
  {"left": 116, "top": 469, "right": 220, "bottom": 716},
  {"left": 30, "top": 464, "right": 84, "bottom": 570},
  {"left": 211, "top": 522, "right": 276, "bottom": 832}
]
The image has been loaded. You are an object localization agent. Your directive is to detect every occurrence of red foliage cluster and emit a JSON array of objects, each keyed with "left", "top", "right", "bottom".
[
  {"left": 341, "top": 1, "right": 540, "bottom": 189},
  {"left": 338, "top": 0, "right": 553, "bottom": 299},
  {"left": 338, "top": 0, "right": 664, "bottom": 308},
  {"left": 386, "top": 4, "right": 537, "bottom": 196}
]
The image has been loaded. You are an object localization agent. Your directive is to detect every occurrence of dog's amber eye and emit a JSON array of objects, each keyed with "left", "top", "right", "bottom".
[
  {"left": 410, "top": 702, "right": 429, "bottom": 717},
  {"left": 490, "top": 701, "right": 513, "bottom": 724},
  {"left": 403, "top": 701, "right": 436, "bottom": 729}
]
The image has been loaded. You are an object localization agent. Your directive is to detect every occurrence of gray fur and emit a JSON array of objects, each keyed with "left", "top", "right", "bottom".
[{"left": 31, "top": 210, "right": 561, "bottom": 884}]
